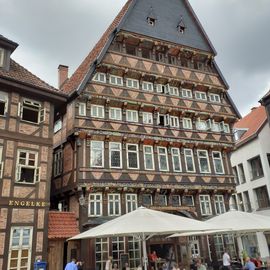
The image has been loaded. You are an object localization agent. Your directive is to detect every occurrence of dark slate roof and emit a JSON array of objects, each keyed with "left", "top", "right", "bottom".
[{"left": 121, "top": 0, "right": 215, "bottom": 54}]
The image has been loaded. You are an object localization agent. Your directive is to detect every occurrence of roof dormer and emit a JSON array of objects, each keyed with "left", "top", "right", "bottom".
[
  {"left": 0, "top": 35, "right": 18, "bottom": 71},
  {"left": 146, "top": 6, "right": 157, "bottom": 26}
]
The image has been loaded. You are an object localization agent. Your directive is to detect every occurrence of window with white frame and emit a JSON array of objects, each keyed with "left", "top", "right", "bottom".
[
  {"left": 181, "top": 89, "right": 192, "bottom": 98},
  {"left": 169, "top": 86, "right": 179, "bottom": 96},
  {"left": 182, "top": 195, "right": 194, "bottom": 206},
  {"left": 16, "top": 150, "right": 39, "bottom": 184},
  {"left": 213, "top": 151, "right": 224, "bottom": 174},
  {"left": 78, "top": 103, "right": 86, "bottom": 116},
  {"left": 126, "top": 78, "right": 139, "bottom": 89},
  {"left": 189, "top": 236, "right": 200, "bottom": 258},
  {"left": 128, "top": 237, "right": 141, "bottom": 269},
  {"left": 88, "top": 193, "right": 102, "bottom": 217},
  {"left": 224, "top": 123, "right": 230, "bottom": 133},
  {"left": 142, "top": 112, "right": 153, "bottom": 125},
  {"left": 184, "top": 149, "right": 195, "bottom": 172},
  {"left": 18, "top": 99, "right": 45, "bottom": 124},
  {"left": 157, "top": 113, "right": 170, "bottom": 127},
  {"left": 170, "top": 116, "right": 179, "bottom": 128},
  {"left": 214, "top": 195, "right": 225, "bottom": 215},
  {"left": 209, "top": 93, "right": 221, "bottom": 103},
  {"left": 0, "top": 146, "right": 3, "bottom": 178},
  {"left": 0, "top": 91, "right": 8, "bottom": 116},
  {"left": 142, "top": 81, "right": 154, "bottom": 92},
  {"left": 91, "top": 105, "right": 104, "bottom": 118},
  {"left": 109, "top": 75, "right": 123, "bottom": 86},
  {"left": 109, "top": 107, "right": 122, "bottom": 121},
  {"left": 213, "top": 235, "right": 224, "bottom": 260},
  {"left": 95, "top": 238, "right": 109, "bottom": 270},
  {"left": 157, "top": 147, "right": 169, "bottom": 171},
  {"left": 8, "top": 227, "right": 33, "bottom": 270},
  {"left": 109, "top": 142, "right": 122, "bottom": 169},
  {"left": 197, "top": 150, "right": 211, "bottom": 173},
  {"left": 143, "top": 145, "right": 154, "bottom": 170},
  {"left": 108, "top": 193, "right": 121, "bottom": 216},
  {"left": 171, "top": 148, "right": 182, "bottom": 172},
  {"left": 171, "top": 195, "right": 181, "bottom": 207},
  {"left": 126, "top": 110, "right": 138, "bottom": 123},
  {"left": 182, "top": 118, "right": 192, "bottom": 129},
  {"left": 93, "top": 72, "right": 106, "bottom": 83},
  {"left": 53, "top": 119, "right": 62, "bottom": 133},
  {"left": 199, "top": 195, "right": 212, "bottom": 216},
  {"left": 196, "top": 119, "right": 207, "bottom": 131},
  {"left": 211, "top": 121, "right": 220, "bottom": 132},
  {"left": 90, "top": 141, "right": 104, "bottom": 168},
  {"left": 195, "top": 91, "right": 207, "bottom": 101},
  {"left": 127, "top": 144, "right": 139, "bottom": 169},
  {"left": 157, "top": 194, "right": 167, "bottom": 206},
  {"left": 126, "top": 194, "right": 138, "bottom": 213},
  {"left": 53, "top": 149, "right": 63, "bottom": 177},
  {"left": 0, "top": 48, "right": 4, "bottom": 67},
  {"left": 112, "top": 237, "right": 125, "bottom": 267},
  {"left": 156, "top": 84, "right": 166, "bottom": 94}
]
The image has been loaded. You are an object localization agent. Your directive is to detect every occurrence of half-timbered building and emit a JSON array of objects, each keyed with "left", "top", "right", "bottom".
[
  {"left": 51, "top": 0, "right": 240, "bottom": 269},
  {"left": 0, "top": 35, "right": 66, "bottom": 270}
]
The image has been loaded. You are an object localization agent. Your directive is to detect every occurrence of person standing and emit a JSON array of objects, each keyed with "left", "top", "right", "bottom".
[
  {"left": 65, "top": 258, "right": 78, "bottom": 270},
  {"left": 105, "top": 256, "right": 113, "bottom": 270},
  {"left": 222, "top": 249, "right": 231, "bottom": 270},
  {"left": 244, "top": 257, "right": 256, "bottom": 270}
]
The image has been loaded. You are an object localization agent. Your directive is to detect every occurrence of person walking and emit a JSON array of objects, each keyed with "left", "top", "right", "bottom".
[
  {"left": 222, "top": 249, "right": 231, "bottom": 270},
  {"left": 244, "top": 257, "right": 256, "bottom": 270},
  {"left": 65, "top": 258, "right": 78, "bottom": 270}
]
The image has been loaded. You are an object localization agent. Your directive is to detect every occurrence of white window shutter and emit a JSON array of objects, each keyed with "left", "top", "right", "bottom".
[
  {"left": 0, "top": 162, "right": 3, "bottom": 178},
  {"left": 206, "top": 119, "right": 212, "bottom": 130},
  {"left": 17, "top": 103, "right": 22, "bottom": 117},
  {"left": 157, "top": 112, "right": 160, "bottom": 125},
  {"left": 16, "top": 165, "right": 21, "bottom": 182},
  {"left": 35, "top": 167, "right": 40, "bottom": 182},
  {"left": 165, "top": 114, "right": 170, "bottom": 126},
  {"left": 39, "top": 109, "right": 46, "bottom": 123},
  {"left": 165, "top": 84, "right": 170, "bottom": 94},
  {"left": 219, "top": 121, "right": 225, "bottom": 132}
]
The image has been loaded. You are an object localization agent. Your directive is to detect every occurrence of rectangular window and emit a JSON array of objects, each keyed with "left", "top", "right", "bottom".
[
  {"left": 142, "top": 48, "right": 151, "bottom": 59},
  {"left": 143, "top": 145, "right": 154, "bottom": 170},
  {"left": 171, "top": 148, "right": 181, "bottom": 172},
  {"left": 19, "top": 99, "right": 45, "bottom": 124},
  {"left": 211, "top": 121, "right": 220, "bottom": 132},
  {"left": 182, "top": 118, "right": 192, "bottom": 129},
  {"left": 0, "top": 91, "right": 8, "bottom": 116},
  {"left": 16, "top": 150, "right": 39, "bottom": 184},
  {"left": 88, "top": 193, "right": 102, "bottom": 217},
  {"left": 157, "top": 52, "right": 165, "bottom": 62},
  {"left": 126, "top": 78, "right": 139, "bottom": 89},
  {"left": 142, "top": 112, "right": 153, "bottom": 125},
  {"left": 109, "top": 142, "right": 122, "bottom": 169},
  {"left": 126, "top": 110, "right": 138, "bottom": 123},
  {"left": 267, "top": 153, "right": 270, "bottom": 167},
  {"left": 197, "top": 150, "right": 211, "bottom": 173},
  {"left": 112, "top": 237, "right": 125, "bottom": 267},
  {"left": 195, "top": 91, "right": 207, "bottom": 101},
  {"left": 171, "top": 195, "right": 181, "bottom": 207},
  {"left": 157, "top": 147, "right": 169, "bottom": 171},
  {"left": 109, "top": 75, "right": 123, "bottom": 86},
  {"left": 182, "top": 195, "right": 194, "bottom": 206},
  {"left": 93, "top": 72, "right": 106, "bottom": 83},
  {"left": 8, "top": 227, "right": 33, "bottom": 270},
  {"left": 157, "top": 194, "right": 167, "bottom": 206},
  {"left": 142, "top": 194, "right": 152, "bottom": 206},
  {"left": 213, "top": 151, "right": 224, "bottom": 174},
  {"left": 170, "top": 116, "right": 179, "bottom": 128},
  {"left": 255, "top": 186, "right": 270, "bottom": 209},
  {"left": 126, "top": 44, "right": 137, "bottom": 55},
  {"left": 224, "top": 123, "right": 230, "bottom": 133},
  {"left": 142, "top": 81, "right": 154, "bottom": 92},
  {"left": 249, "top": 156, "right": 264, "bottom": 180},
  {"left": 199, "top": 195, "right": 212, "bottom": 216},
  {"left": 53, "top": 150, "right": 63, "bottom": 177},
  {"left": 90, "top": 141, "right": 104, "bottom": 168},
  {"left": 209, "top": 93, "right": 221, "bottom": 103},
  {"left": 196, "top": 119, "right": 207, "bottom": 131},
  {"left": 78, "top": 103, "right": 86, "bottom": 116},
  {"left": 232, "top": 166, "right": 239, "bottom": 185},
  {"left": 181, "top": 89, "right": 193, "bottom": 98},
  {"left": 169, "top": 86, "right": 179, "bottom": 96},
  {"left": 243, "top": 191, "right": 252, "bottom": 212},
  {"left": 128, "top": 237, "right": 141, "bottom": 269},
  {"left": 95, "top": 238, "right": 109, "bottom": 270},
  {"left": 0, "top": 146, "right": 3, "bottom": 178},
  {"left": 158, "top": 113, "right": 170, "bottom": 127},
  {"left": 109, "top": 107, "right": 122, "bottom": 121},
  {"left": 108, "top": 193, "right": 121, "bottom": 216},
  {"left": 91, "top": 105, "right": 104, "bottom": 118},
  {"left": 53, "top": 119, "right": 62, "bottom": 133},
  {"left": 168, "top": 55, "right": 177, "bottom": 65},
  {"left": 0, "top": 48, "right": 4, "bottom": 67},
  {"left": 238, "top": 163, "right": 246, "bottom": 183},
  {"left": 126, "top": 194, "right": 138, "bottom": 213},
  {"left": 184, "top": 149, "right": 195, "bottom": 172},
  {"left": 156, "top": 84, "right": 165, "bottom": 94},
  {"left": 127, "top": 144, "right": 139, "bottom": 169},
  {"left": 214, "top": 195, "right": 225, "bottom": 215}
]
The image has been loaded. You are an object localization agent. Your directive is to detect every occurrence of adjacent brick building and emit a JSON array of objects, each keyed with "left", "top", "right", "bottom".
[
  {"left": 0, "top": 35, "right": 66, "bottom": 270},
  {"left": 50, "top": 0, "right": 241, "bottom": 269}
]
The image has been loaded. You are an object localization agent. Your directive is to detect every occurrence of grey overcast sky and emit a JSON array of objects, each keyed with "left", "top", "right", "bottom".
[{"left": 1, "top": 0, "right": 270, "bottom": 117}]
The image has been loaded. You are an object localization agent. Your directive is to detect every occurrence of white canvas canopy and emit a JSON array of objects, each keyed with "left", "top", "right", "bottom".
[{"left": 69, "top": 207, "right": 220, "bottom": 270}]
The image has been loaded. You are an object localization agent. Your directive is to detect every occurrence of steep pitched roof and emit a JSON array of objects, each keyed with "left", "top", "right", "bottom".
[
  {"left": 0, "top": 59, "right": 61, "bottom": 94},
  {"left": 234, "top": 106, "right": 267, "bottom": 146},
  {"left": 48, "top": 211, "right": 79, "bottom": 240},
  {"left": 61, "top": 0, "right": 133, "bottom": 93}
]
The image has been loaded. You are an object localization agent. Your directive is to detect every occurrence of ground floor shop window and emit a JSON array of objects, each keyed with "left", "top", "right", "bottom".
[
  {"left": 112, "top": 237, "right": 125, "bottom": 268},
  {"left": 213, "top": 234, "right": 237, "bottom": 260},
  {"left": 8, "top": 227, "right": 33, "bottom": 270},
  {"left": 242, "top": 234, "right": 259, "bottom": 258},
  {"left": 96, "top": 238, "right": 109, "bottom": 270},
  {"left": 188, "top": 236, "right": 200, "bottom": 258},
  {"left": 128, "top": 237, "right": 141, "bottom": 269}
]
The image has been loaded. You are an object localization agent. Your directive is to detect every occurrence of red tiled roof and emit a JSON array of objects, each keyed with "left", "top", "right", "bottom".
[
  {"left": 234, "top": 106, "right": 267, "bottom": 145},
  {"left": 0, "top": 59, "right": 60, "bottom": 94},
  {"left": 61, "top": 0, "right": 133, "bottom": 93},
  {"left": 48, "top": 211, "right": 79, "bottom": 240}
]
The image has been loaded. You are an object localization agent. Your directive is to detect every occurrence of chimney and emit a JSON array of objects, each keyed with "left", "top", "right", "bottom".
[{"left": 58, "top": 64, "right": 69, "bottom": 89}]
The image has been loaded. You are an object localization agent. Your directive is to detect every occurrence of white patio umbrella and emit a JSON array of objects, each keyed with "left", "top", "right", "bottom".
[{"left": 69, "top": 207, "right": 220, "bottom": 270}]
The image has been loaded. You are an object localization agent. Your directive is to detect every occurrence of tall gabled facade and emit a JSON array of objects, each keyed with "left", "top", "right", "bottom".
[
  {"left": 0, "top": 35, "right": 66, "bottom": 270},
  {"left": 51, "top": 0, "right": 240, "bottom": 269}
]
